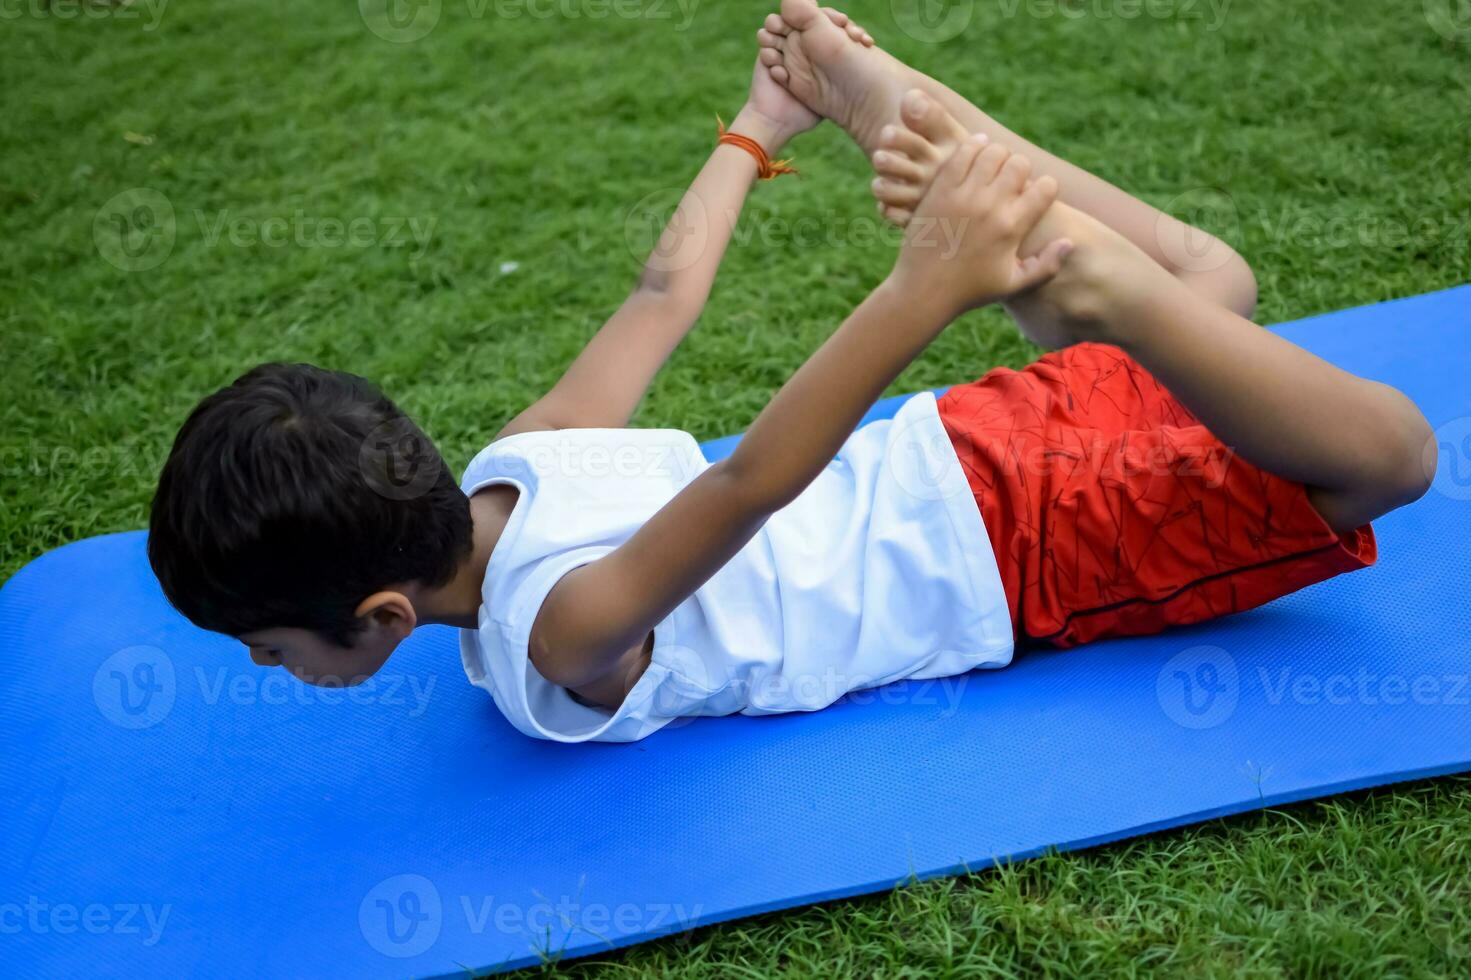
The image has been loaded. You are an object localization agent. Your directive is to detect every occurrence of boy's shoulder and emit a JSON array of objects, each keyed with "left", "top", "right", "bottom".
[{"left": 462, "top": 427, "right": 709, "bottom": 496}]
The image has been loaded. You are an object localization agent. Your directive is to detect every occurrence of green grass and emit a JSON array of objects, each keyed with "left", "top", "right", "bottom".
[{"left": 2, "top": 0, "right": 1469, "bottom": 975}]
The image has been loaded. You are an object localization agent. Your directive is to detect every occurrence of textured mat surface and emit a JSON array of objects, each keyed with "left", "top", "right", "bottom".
[{"left": 3, "top": 286, "right": 1470, "bottom": 977}]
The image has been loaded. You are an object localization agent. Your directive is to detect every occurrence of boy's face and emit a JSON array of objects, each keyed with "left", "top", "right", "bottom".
[{"left": 241, "top": 626, "right": 397, "bottom": 687}]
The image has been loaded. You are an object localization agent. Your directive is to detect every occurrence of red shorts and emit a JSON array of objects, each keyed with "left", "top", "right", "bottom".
[{"left": 937, "top": 343, "right": 1377, "bottom": 648}]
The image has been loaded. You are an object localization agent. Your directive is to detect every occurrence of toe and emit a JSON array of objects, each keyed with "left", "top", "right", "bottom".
[
  {"left": 759, "top": 47, "right": 782, "bottom": 68},
  {"left": 764, "top": 12, "right": 790, "bottom": 36},
  {"left": 879, "top": 123, "right": 938, "bottom": 162},
  {"left": 901, "top": 89, "right": 969, "bottom": 151},
  {"left": 833, "top": 13, "right": 872, "bottom": 45},
  {"left": 780, "top": 0, "right": 824, "bottom": 31},
  {"left": 872, "top": 176, "right": 923, "bottom": 209},
  {"left": 770, "top": 64, "right": 791, "bottom": 85},
  {"left": 757, "top": 27, "right": 782, "bottom": 49},
  {"left": 872, "top": 149, "right": 925, "bottom": 183},
  {"left": 878, "top": 201, "right": 914, "bottom": 228},
  {"left": 819, "top": 5, "right": 874, "bottom": 47}
]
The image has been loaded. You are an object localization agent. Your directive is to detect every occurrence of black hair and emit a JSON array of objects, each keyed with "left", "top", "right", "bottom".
[{"left": 148, "top": 363, "right": 472, "bottom": 646}]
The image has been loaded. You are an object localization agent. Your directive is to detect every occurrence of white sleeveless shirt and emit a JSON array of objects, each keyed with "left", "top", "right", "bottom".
[{"left": 458, "top": 392, "right": 1013, "bottom": 742}]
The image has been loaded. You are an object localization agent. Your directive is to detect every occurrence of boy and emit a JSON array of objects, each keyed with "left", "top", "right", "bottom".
[{"left": 149, "top": 2, "right": 1433, "bottom": 742}]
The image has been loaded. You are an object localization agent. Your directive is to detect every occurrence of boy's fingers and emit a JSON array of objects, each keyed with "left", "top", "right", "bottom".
[
  {"left": 966, "top": 143, "right": 1013, "bottom": 190},
  {"left": 995, "top": 153, "right": 1031, "bottom": 196},
  {"left": 1013, "top": 174, "right": 1060, "bottom": 233},
  {"left": 1010, "top": 238, "right": 1075, "bottom": 295},
  {"left": 938, "top": 134, "right": 988, "bottom": 190}
]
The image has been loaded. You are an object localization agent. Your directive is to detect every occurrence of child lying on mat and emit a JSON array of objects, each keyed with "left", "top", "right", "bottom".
[{"left": 148, "top": 1, "right": 1434, "bottom": 742}]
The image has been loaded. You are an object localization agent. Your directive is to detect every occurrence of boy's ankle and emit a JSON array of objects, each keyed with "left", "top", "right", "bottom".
[{"left": 1059, "top": 222, "right": 1188, "bottom": 337}]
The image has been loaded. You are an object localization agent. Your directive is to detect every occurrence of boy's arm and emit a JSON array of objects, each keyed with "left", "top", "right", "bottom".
[
  {"left": 498, "top": 64, "right": 817, "bottom": 438},
  {"left": 534, "top": 137, "right": 1073, "bottom": 697}
]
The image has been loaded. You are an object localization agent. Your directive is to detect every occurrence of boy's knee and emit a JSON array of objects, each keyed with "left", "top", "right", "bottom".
[
  {"left": 1382, "top": 385, "right": 1436, "bottom": 507},
  {"left": 1355, "top": 385, "right": 1435, "bottom": 520},
  {"left": 1156, "top": 215, "right": 1257, "bottom": 318},
  {"left": 1311, "top": 385, "right": 1433, "bottom": 534},
  {"left": 1219, "top": 249, "right": 1258, "bottom": 319},
  {"left": 1177, "top": 246, "right": 1257, "bottom": 319}
]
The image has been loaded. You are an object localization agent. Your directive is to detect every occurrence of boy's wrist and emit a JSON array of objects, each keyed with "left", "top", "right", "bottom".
[
  {"left": 728, "top": 104, "right": 795, "bottom": 156},
  {"left": 876, "top": 271, "right": 965, "bottom": 327}
]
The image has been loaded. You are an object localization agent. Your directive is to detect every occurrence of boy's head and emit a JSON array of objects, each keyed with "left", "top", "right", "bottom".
[{"left": 148, "top": 363, "right": 472, "bottom": 685}]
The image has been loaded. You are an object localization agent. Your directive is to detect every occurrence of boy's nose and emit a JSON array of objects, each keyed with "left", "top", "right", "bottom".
[{"left": 247, "top": 647, "right": 279, "bottom": 668}]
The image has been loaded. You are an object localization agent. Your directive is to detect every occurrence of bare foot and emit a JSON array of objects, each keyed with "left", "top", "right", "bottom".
[
  {"left": 756, "top": 0, "right": 909, "bottom": 157},
  {"left": 869, "top": 89, "right": 972, "bottom": 227},
  {"left": 873, "top": 92, "right": 1180, "bottom": 349}
]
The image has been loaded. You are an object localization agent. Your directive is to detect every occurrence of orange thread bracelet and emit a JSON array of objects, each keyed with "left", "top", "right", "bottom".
[{"left": 716, "top": 115, "right": 798, "bottom": 180}]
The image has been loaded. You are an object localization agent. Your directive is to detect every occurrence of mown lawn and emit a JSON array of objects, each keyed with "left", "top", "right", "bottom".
[{"left": 2, "top": 0, "right": 1468, "bottom": 975}]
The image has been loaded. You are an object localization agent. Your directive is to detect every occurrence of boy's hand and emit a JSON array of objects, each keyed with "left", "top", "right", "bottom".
[
  {"left": 890, "top": 135, "right": 1072, "bottom": 317},
  {"left": 738, "top": 56, "right": 819, "bottom": 152}
]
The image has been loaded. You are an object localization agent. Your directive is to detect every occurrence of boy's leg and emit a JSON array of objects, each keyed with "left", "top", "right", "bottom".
[
  {"left": 863, "top": 95, "right": 1433, "bottom": 534},
  {"left": 866, "top": 90, "right": 1172, "bottom": 352},
  {"left": 1079, "top": 260, "right": 1434, "bottom": 534},
  {"left": 941, "top": 343, "right": 1383, "bottom": 647},
  {"left": 757, "top": 0, "right": 1256, "bottom": 316}
]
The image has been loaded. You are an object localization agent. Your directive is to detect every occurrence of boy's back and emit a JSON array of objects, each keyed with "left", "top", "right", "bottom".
[{"left": 459, "top": 395, "right": 1012, "bottom": 742}]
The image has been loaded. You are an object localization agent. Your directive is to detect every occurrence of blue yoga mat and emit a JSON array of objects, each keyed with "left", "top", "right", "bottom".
[{"left": 3, "top": 286, "right": 1470, "bottom": 977}]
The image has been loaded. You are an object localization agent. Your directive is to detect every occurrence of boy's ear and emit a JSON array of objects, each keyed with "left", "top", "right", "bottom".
[{"left": 354, "top": 591, "right": 418, "bottom": 639}]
